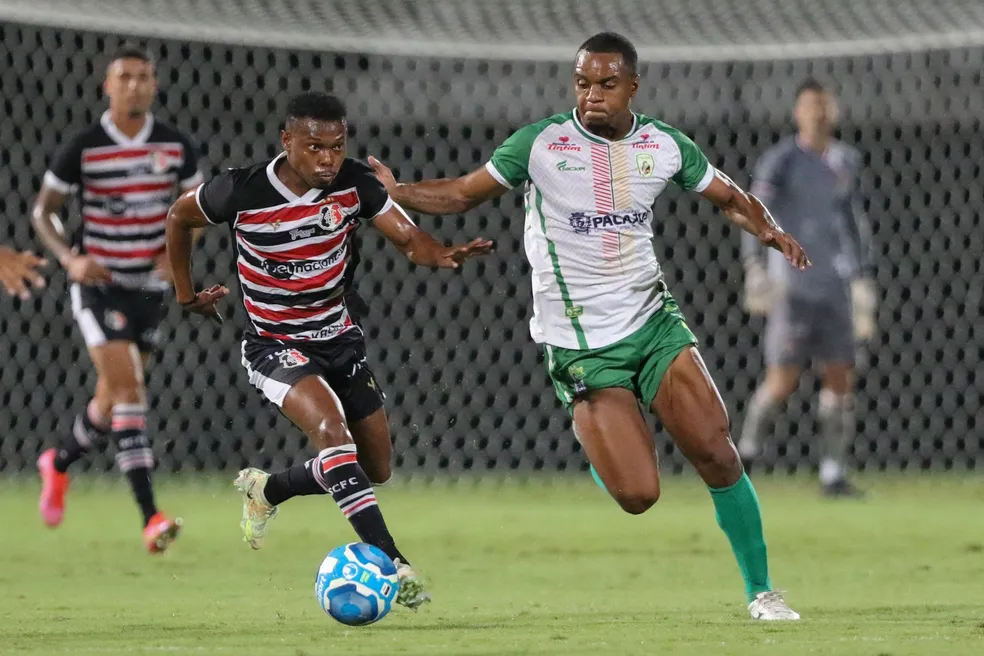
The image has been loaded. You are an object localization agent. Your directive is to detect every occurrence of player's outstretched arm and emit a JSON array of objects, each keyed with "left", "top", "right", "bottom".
[
  {"left": 165, "top": 189, "right": 229, "bottom": 323},
  {"left": 373, "top": 205, "right": 494, "bottom": 268},
  {"left": 700, "top": 171, "right": 811, "bottom": 271},
  {"left": 0, "top": 245, "right": 47, "bottom": 299},
  {"left": 368, "top": 157, "right": 508, "bottom": 215},
  {"left": 31, "top": 183, "right": 113, "bottom": 286}
]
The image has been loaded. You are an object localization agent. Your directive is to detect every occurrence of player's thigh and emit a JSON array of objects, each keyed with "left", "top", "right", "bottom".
[
  {"left": 132, "top": 290, "right": 167, "bottom": 355},
  {"left": 572, "top": 388, "right": 660, "bottom": 514},
  {"left": 241, "top": 341, "right": 351, "bottom": 449},
  {"left": 762, "top": 364, "right": 803, "bottom": 400},
  {"left": 764, "top": 297, "right": 815, "bottom": 369},
  {"left": 821, "top": 361, "right": 854, "bottom": 395},
  {"left": 649, "top": 347, "right": 740, "bottom": 488},
  {"left": 88, "top": 340, "right": 146, "bottom": 403},
  {"left": 280, "top": 375, "right": 353, "bottom": 450},
  {"left": 816, "top": 302, "right": 856, "bottom": 387}
]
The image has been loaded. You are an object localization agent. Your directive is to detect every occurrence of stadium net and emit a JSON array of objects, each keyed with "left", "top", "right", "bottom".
[{"left": 0, "top": 1, "right": 981, "bottom": 475}]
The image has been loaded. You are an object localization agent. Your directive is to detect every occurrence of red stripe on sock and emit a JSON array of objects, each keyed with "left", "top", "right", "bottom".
[
  {"left": 343, "top": 496, "right": 377, "bottom": 517},
  {"left": 320, "top": 453, "right": 357, "bottom": 473}
]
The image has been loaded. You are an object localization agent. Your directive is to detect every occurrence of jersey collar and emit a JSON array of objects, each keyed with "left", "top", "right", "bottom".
[
  {"left": 266, "top": 152, "right": 324, "bottom": 204},
  {"left": 101, "top": 110, "right": 154, "bottom": 146},
  {"left": 571, "top": 109, "right": 639, "bottom": 145}
]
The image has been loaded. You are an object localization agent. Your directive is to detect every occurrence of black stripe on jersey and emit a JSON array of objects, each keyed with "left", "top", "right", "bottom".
[
  {"left": 82, "top": 198, "right": 171, "bottom": 213},
  {"left": 90, "top": 261, "right": 156, "bottom": 273},
  {"left": 85, "top": 227, "right": 165, "bottom": 241},
  {"left": 249, "top": 311, "right": 348, "bottom": 336},
  {"left": 238, "top": 225, "right": 342, "bottom": 248},
  {"left": 241, "top": 286, "right": 347, "bottom": 308}
]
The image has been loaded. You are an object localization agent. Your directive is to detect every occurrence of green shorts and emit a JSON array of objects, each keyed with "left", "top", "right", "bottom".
[{"left": 545, "top": 294, "right": 698, "bottom": 412}]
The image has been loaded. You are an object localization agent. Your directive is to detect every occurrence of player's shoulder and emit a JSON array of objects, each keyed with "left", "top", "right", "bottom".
[
  {"left": 61, "top": 119, "right": 112, "bottom": 150},
  {"left": 213, "top": 159, "right": 271, "bottom": 188},
  {"left": 519, "top": 112, "right": 576, "bottom": 138},
  {"left": 828, "top": 140, "right": 862, "bottom": 165},
  {"left": 148, "top": 115, "right": 195, "bottom": 145},
  {"left": 764, "top": 135, "right": 800, "bottom": 158}
]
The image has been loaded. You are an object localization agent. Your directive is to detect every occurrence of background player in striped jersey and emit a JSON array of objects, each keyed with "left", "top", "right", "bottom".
[
  {"left": 32, "top": 45, "right": 202, "bottom": 552},
  {"left": 370, "top": 32, "right": 808, "bottom": 619},
  {"left": 737, "top": 79, "right": 876, "bottom": 497},
  {"left": 0, "top": 246, "right": 47, "bottom": 299},
  {"left": 166, "top": 92, "right": 492, "bottom": 609}
]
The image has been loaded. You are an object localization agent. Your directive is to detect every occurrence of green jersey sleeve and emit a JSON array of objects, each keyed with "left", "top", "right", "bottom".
[
  {"left": 658, "top": 123, "right": 714, "bottom": 192},
  {"left": 487, "top": 123, "right": 542, "bottom": 189}
]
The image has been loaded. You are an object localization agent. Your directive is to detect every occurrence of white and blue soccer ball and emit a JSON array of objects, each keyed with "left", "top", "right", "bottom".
[{"left": 315, "top": 542, "right": 400, "bottom": 626}]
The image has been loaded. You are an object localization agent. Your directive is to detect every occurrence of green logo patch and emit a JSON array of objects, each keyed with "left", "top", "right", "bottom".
[
  {"left": 565, "top": 305, "right": 584, "bottom": 318},
  {"left": 556, "top": 160, "right": 586, "bottom": 172}
]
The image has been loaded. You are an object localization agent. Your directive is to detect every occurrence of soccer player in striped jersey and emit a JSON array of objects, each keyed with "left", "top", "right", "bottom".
[
  {"left": 369, "top": 32, "right": 808, "bottom": 619},
  {"left": 0, "top": 246, "right": 46, "bottom": 299},
  {"left": 737, "top": 79, "right": 875, "bottom": 497},
  {"left": 32, "top": 45, "right": 201, "bottom": 552},
  {"left": 166, "top": 91, "right": 492, "bottom": 609}
]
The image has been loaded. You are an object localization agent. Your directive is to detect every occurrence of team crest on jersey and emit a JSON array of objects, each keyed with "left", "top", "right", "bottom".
[
  {"left": 277, "top": 349, "right": 310, "bottom": 368},
  {"left": 150, "top": 150, "right": 171, "bottom": 175},
  {"left": 636, "top": 153, "right": 655, "bottom": 177},
  {"left": 568, "top": 212, "right": 592, "bottom": 235},
  {"left": 104, "top": 310, "right": 127, "bottom": 331},
  {"left": 318, "top": 203, "right": 346, "bottom": 231}
]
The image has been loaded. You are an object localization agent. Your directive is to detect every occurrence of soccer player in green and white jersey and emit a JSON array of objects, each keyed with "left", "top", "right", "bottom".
[{"left": 370, "top": 32, "right": 809, "bottom": 620}]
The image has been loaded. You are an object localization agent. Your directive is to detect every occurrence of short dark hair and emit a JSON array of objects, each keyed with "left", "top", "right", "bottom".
[
  {"left": 286, "top": 92, "right": 346, "bottom": 126},
  {"left": 577, "top": 32, "right": 639, "bottom": 75},
  {"left": 109, "top": 44, "right": 153, "bottom": 66},
  {"left": 796, "top": 77, "right": 827, "bottom": 98}
]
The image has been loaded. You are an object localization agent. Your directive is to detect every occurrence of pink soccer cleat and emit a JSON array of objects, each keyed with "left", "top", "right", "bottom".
[
  {"left": 143, "top": 512, "right": 182, "bottom": 554},
  {"left": 38, "top": 448, "right": 69, "bottom": 527}
]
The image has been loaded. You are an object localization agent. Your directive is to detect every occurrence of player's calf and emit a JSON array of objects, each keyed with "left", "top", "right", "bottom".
[
  {"left": 38, "top": 401, "right": 111, "bottom": 527},
  {"left": 112, "top": 403, "right": 162, "bottom": 528}
]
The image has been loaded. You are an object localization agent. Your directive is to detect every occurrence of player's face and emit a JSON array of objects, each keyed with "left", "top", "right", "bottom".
[
  {"left": 573, "top": 51, "right": 639, "bottom": 131},
  {"left": 794, "top": 89, "right": 838, "bottom": 136},
  {"left": 104, "top": 58, "right": 157, "bottom": 117},
  {"left": 282, "top": 119, "right": 347, "bottom": 189}
]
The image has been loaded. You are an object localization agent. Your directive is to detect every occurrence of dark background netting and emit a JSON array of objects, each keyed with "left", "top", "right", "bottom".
[{"left": 0, "top": 22, "right": 981, "bottom": 475}]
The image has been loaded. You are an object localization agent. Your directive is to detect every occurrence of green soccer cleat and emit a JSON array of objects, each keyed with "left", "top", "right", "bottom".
[
  {"left": 394, "top": 559, "right": 431, "bottom": 610},
  {"left": 233, "top": 468, "right": 279, "bottom": 550}
]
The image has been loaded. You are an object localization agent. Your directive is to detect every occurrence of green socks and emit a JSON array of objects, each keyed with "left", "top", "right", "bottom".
[{"left": 709, "top": 473, "right": 772, "bottom": 603}]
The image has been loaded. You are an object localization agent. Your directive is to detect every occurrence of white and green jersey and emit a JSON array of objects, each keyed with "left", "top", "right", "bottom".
[{"left": 486, "top": 110, "right": 715, "bottom": 350}]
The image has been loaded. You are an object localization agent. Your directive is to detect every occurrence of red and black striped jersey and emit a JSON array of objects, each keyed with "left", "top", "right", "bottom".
[
  {"left": 45, "top": 111, "right": 202, "bottom": 290},
  {"left": 196, "top": 153, "right": 393, "bottom": 343}
]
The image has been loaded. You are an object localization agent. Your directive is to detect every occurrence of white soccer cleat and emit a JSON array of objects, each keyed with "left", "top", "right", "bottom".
[
  {"left": 748, "top": 590, "right": 800, "bottom": 620},
  {"left": 394, "top": 558, "right": 431, "bottom": 610},
  {"left": 233, "top": 468, "right": 279, "bottom": 550}
]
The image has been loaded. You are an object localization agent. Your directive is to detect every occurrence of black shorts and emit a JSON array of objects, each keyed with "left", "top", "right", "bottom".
[
  {"left": 70, "top": 283, "right": 166, "bottom": 353},
  {"left": 241, "top": 334, "right": 385, "bottom": 423}
]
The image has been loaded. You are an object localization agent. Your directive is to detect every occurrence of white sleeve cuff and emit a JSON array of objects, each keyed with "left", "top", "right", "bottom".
[
  {"left": 43, "top": 171, "right": 74, "bottom": 194},
  {"left": 484, "top": 161, "right": 513, "bottom": 189},
  {"left": 692, "top": 164, "right": 716, "bottom": 193},
  {"left": 194, "top": 183, "right": 221, "bottom": 225},
  {"left": 371, "top": 196, "right": 395, "bottom": 219},
  {"left": 180, "top": 171, "right": 204, "bottom": 190}
]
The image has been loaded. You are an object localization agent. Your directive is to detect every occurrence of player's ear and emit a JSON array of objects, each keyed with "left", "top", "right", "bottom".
[
  {"left": 280, "top": 129, "right": 290, "bottom": 153},
  {"left": 630, "top": 74, "right": 640, "bottom": 99}
]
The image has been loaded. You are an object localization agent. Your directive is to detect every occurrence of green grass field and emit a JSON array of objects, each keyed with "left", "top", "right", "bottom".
[{"left": 1, "top": 474, "right": 981, "bottom": 655}]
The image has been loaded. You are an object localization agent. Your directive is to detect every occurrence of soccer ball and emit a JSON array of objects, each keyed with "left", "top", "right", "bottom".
[{"left": 315, "top": 542, "right": 400, "bottom": 626}]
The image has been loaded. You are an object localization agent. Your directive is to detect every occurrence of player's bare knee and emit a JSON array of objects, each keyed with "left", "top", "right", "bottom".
[
  {"left": 612, "top": 478, "right": 661, "bottom": 515},
  {"left": 310, "top": 417, "right": 352, "bottom": 450},
  {"left": 691, "top": 431, "right": 742, "bottom": 485}
]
